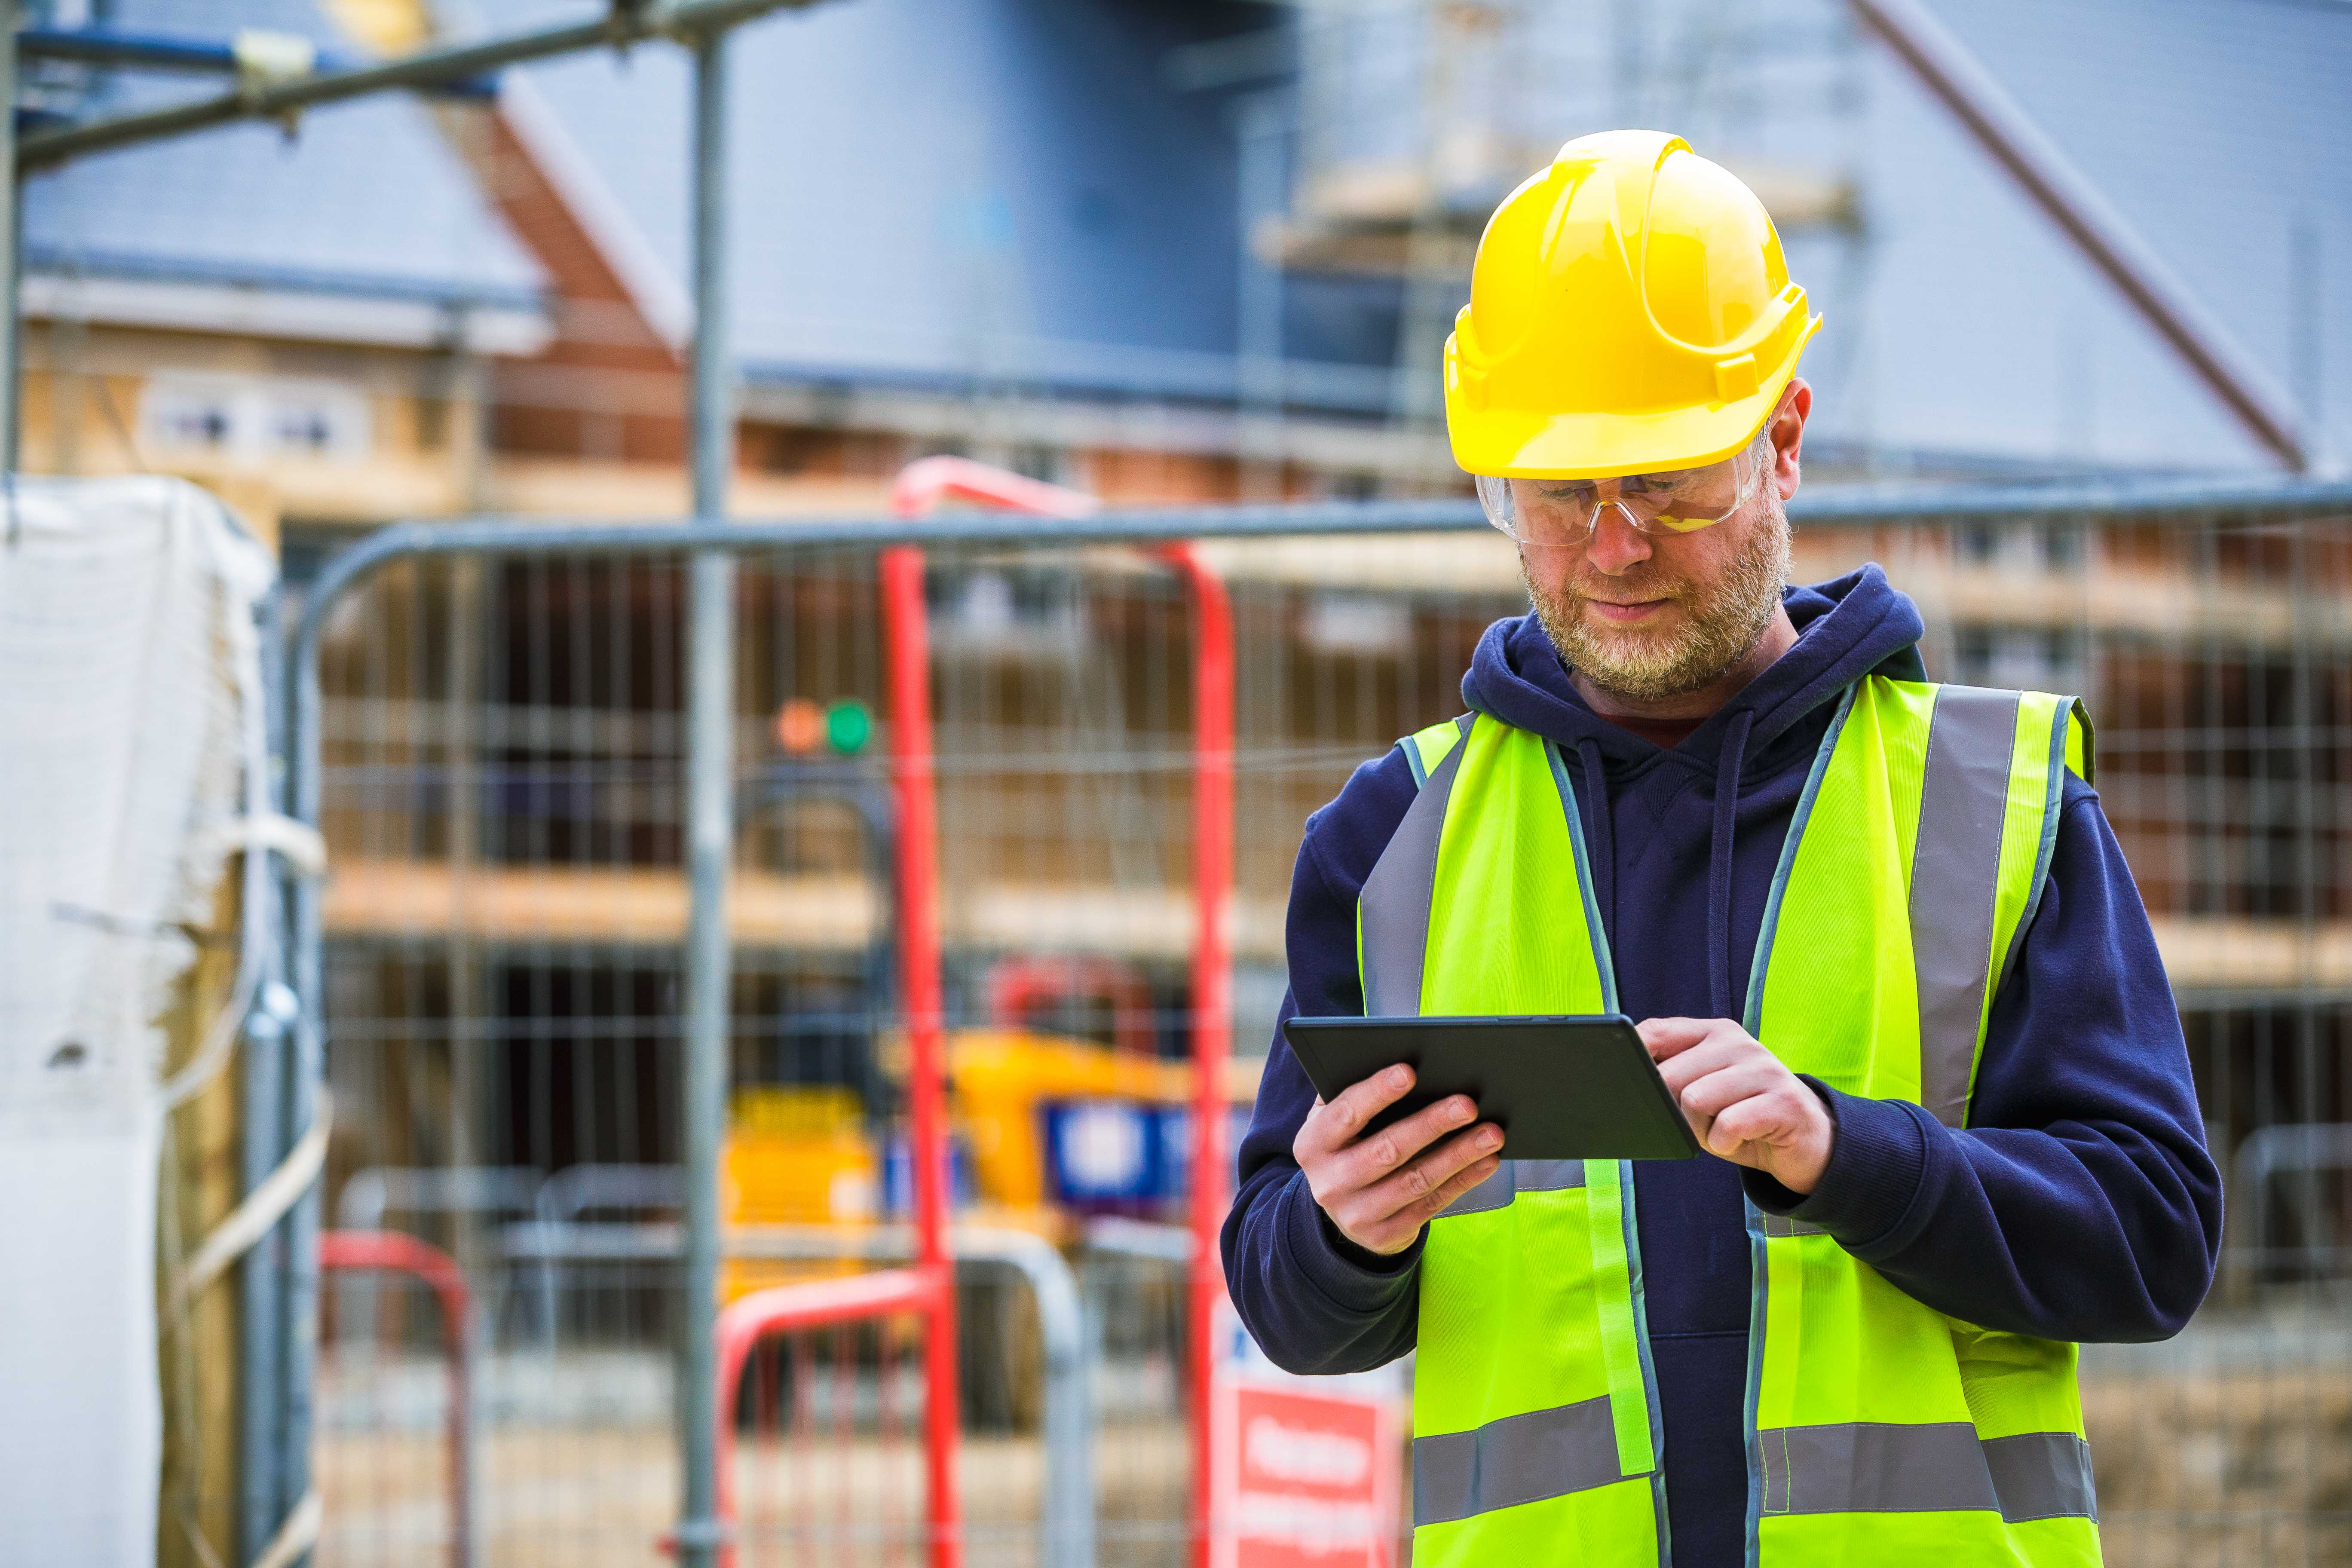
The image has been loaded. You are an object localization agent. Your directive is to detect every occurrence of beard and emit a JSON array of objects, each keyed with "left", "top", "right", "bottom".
[{"left": 1525, "top": 493, "right": 1793, "bottom": 703}]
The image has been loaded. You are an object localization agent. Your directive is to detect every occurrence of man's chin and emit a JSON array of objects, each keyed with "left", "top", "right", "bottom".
[
  {"left": 1568, "top": 613, "right": 1690, "bottom": 665},
  {"left": 1538, "top": 605, "right": 1718, "bottom": 696}
]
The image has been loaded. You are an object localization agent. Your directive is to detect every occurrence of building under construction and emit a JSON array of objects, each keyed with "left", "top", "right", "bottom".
[{"left": 5, "top": 0, "right": 2352, "bottom": 1565}]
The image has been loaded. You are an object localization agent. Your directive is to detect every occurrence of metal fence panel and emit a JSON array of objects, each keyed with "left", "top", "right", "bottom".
[{"left": 293, "top": 484, "right": 2352, "bottom": 1565}]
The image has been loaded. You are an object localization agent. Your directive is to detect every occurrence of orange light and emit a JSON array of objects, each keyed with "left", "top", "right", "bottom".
[{"left": 772, "top": 696, "right": 824, "bottom": 754}]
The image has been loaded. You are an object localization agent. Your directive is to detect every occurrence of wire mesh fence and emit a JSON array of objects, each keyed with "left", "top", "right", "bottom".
[
  {"left": 1076, "top": 1228, "right": 1197, "bottom": 1568},
  {"left": 726, "top": 1308, "right": 931, "bottom": 1568},
  {"left": 297, "top": 489, "right": 2352, "bottom": 1564}
]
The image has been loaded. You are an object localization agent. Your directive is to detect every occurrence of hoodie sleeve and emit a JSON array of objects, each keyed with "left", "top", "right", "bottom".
[
  {"left": 1219, "top": 749, "right": 1426, "bottom": 1375},
  {"left": 1744, "top": 775, "right": 2223, "bottom": 1341}
]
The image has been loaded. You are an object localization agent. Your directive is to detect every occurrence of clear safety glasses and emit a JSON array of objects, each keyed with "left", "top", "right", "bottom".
[{"left": 1475, "top": 427, "right": 1775, "bottom": 549}]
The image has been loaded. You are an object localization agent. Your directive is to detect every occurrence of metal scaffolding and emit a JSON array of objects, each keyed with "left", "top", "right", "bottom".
[{"left": 1, "top": 3, "right": 812, "bottom": 1561}]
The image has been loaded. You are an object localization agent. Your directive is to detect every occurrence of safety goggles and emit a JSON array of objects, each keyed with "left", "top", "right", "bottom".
[{"left": 1474, "top": 427, "right": 1774, "bottom": 548}]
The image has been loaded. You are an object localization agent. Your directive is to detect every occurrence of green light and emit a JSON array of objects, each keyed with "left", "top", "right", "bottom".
[{"left": 824, "top": 698, "right": 873, "bottom": 755}]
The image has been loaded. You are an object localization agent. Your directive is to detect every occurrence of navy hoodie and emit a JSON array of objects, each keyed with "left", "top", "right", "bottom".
[{"left": 1221, "top": 566, "right": 2221, "bottom": 1567}]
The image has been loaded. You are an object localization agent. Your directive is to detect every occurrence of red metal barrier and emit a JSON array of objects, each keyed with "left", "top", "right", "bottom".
[
  {"left": 713, "top": 1267, "right": 948, "bottom": 1567},
  {"left": 890, "top": 459, "right": 1237, "bottom": 1568},
  {"left": 319, "top": 1229, "right": 475, "bottom": 1568},
  {"left": 888, "top": 455, "right": 1099, "bottom": 524},
  {"left": 882, "top": 540, "right": 963, "bottom": 1568},
  {"left": 1159, "top": 542, "right": 1234, "bottom": 1568}
]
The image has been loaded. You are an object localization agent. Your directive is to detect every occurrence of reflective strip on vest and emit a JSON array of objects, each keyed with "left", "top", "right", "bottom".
[
  {"left": 1413, "top": 1395, "right": 1625, "bottom": 1523},
  {"left": 1911, "top": 687, "right": 2022, "bottom": 1127},
  {"left": 1753, "top": 1423, "right": 2097, "bottom": 1523},
  {"left": 1359, "top": 725, "right": 1468, "bottom": 1016},
  {"left": 1759, "top": 1213, "right": 1827, "bottom": 1238},
  {"left": 1439, "top": 1158, "right": 1586, "bottom": 1219}
]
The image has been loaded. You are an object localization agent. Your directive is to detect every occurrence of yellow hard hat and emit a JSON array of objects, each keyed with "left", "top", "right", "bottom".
[{"left": 1444, "top": 129, "right": 1822, "bottom": 479}]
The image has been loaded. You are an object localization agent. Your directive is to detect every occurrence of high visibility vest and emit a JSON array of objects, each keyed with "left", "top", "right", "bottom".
[{"left": 1356, "top": 677, "right": 2100, "bottom": 1568}]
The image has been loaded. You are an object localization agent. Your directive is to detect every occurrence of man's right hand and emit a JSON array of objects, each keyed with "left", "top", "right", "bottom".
[{"left": 1293, "top": 1064, "right": 1505, "bottom": 1256}]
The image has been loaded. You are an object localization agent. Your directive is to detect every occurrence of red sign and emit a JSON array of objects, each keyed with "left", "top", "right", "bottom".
[{"left": 1211, "top": 1380, "right": 1400, "bottom": 1568}]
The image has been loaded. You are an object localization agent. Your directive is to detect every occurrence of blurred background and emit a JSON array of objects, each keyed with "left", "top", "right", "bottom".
[{"left": 8, "top": 0, "right": 2352, "bottom": 1565}]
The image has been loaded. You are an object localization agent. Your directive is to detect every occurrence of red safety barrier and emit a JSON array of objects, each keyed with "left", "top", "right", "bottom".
[
  {"left": 888, "top": 455, "right": 1099, "bottom": 524},
  {"left": 891, "top": 459, "right": 1236, "bottom": 1568},
  {"left": 319, "top": 1229, "right": 475, "bottom": 1568},
  {"left": 712, "top": 1267, "right": 948, "bottom": 1567},
  {"left": 881, "top": 536, "right": 963, "bottom": 1568},
  {"left": 1160, "top": 542, "right": 1234, "bottom": 1568}
]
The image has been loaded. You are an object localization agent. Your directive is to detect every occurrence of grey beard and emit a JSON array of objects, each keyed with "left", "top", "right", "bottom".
[{"left": 1527, "top": 498, "right": 1793, "bottom": 704}]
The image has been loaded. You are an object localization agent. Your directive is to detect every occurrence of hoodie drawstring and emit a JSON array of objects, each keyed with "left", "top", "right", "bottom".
[
  {"left": 1575, "top": 738, "right": 1616, "bottom": 942},
  {"left": 1708, "top": 709, "right": 1756, "bottom": 1020}
]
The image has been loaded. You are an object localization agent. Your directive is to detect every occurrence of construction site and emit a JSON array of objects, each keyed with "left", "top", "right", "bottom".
[{"left": 3, "top": 1, "right": 2350, "bottom": 1566}]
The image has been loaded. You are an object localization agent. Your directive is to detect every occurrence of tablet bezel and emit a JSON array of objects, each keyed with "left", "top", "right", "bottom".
[{"left": 1280, "top": 1014, "right": 1701, "bottom": 1162}]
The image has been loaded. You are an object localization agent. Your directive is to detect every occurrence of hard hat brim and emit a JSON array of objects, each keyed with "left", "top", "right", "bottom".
[{"left": 1447, "top": 317, "right": 1819, "bottom": 481}]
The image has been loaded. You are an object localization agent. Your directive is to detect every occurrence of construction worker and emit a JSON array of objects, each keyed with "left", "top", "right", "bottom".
[{"left": 1221, "top": 132, "right": 2219, "bottom": 1567}]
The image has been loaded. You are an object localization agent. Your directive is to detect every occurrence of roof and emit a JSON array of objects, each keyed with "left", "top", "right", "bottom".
[
  {"left": 495, "top": 0, "right": 1329, "bottom": 404},
  {"left": 34, "top": 0, "right": 2346, "bottom": 471},
  {"left": 21, "top": 0, "right": 546, "bottom": 326}
]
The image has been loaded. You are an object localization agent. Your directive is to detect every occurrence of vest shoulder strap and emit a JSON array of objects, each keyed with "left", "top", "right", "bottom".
[
  {"left": 1399, "top": 713, "right": 1477, "bottom": 787},
  {"left": 2064, "top": 695, "right": 2095, "bottom": 784}
]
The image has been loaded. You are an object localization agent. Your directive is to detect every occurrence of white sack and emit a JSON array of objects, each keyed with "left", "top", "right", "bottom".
[{"left": 0, "top": 475, "right": 275, "bottom": 1568}]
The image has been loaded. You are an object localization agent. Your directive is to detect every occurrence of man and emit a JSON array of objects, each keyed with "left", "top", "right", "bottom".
[{"left": 1220, "top": 131, "right": 2219, "bottom": 1568}]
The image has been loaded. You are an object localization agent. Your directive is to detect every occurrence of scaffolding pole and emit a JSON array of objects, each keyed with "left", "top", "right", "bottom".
[
  {"left": 678, "top": 19, "right": 736, "bottom": 1568},
  {"left": 12, "top": 0, "right": 824, "bottom": 174},
  {"left": 0, "top": 3, "right": 824, "bottom": 1560}
]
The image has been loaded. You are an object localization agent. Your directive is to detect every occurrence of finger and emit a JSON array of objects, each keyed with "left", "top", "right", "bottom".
[
  {"left": 1395, "top": 1151, "right": 1506, "bottom": 1230},
  {"left": 1328, "top": 1094, "right": 1482, "bottom": 1192},
  {"left": 1291, "top": 1097, "right": 1329, "bottom": 1166},
  {"left": 1676, "top": 1066, "right": 1794, "bottom": 1159},
  {"left": 1296, "top": 1063, "right": 1416, "bottom": 1158},
  {"left": 1675, "top": 1060, "right": 1792, "bottom": 1122},
  {"left": 1637, "top": 1017, "right": 1719, "bottom": 1061},
  {"left": 1353, "top": 1123, "right": 1505, "bottom": 1223},
  {"left": 1707, "top": 1089, "right": 1814, "bottom": 1155},
  {"left": 1651, "top": 1035, "right": 1757, "bottom": 1097},
  {"left": 1336, "top": 1142, "right": 1496, "bottom": 1250}
]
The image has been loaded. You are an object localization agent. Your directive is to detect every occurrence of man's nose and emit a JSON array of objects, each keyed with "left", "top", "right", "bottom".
[{"left": 1583, "top": 503, "right": 1654, "bottom": 575}]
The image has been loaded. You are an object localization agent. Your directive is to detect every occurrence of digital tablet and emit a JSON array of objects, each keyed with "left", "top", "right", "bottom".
[{"left": 1280, "top": 1014, "right": 1700, "bottom": 1161}]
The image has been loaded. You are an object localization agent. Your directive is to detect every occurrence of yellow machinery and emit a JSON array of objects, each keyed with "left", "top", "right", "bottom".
[
  {"left": 720, "top": 1030, "right": 1258, "bottom": 1300},
  {"left": 720, "top": 1085, "right": 878, "bottom": 1301},
  {"left": 947, "top": 1027, "right": 1194, "bottom": 1210}
]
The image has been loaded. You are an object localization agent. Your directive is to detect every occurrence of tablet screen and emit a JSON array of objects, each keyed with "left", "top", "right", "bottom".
[{"left": 1280, "top": 1014, "right": 1699, "bottom": 1161}]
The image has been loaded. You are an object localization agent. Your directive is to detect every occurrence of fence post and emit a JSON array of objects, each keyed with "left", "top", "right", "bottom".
[
  {"left": 678, "top": 18, "right": 737, "bottom": 1568},
  {"left": 1160, "top": 548, "right": 1234, "bottom": 1568},
  {"left": 240, "top": 603, "right": 292, "bottom": 1565},
  {"left": 882, "top": 542, "right": 965, "bottom": 1568}
]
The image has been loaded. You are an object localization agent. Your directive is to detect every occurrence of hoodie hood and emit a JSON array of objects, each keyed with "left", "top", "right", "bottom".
[{"left": 1461, "top": 564, "right": 1929, "bottom": 1017}]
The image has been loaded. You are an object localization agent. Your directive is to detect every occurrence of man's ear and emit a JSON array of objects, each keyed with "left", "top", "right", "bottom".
[{"left": 1772, "top": 378, "right": 1811, "bottom": 501}]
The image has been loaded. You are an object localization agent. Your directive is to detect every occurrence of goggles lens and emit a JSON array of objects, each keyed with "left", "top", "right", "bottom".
[{"left": 1476, "top": 429, "right": 1773, "bottom": 548}]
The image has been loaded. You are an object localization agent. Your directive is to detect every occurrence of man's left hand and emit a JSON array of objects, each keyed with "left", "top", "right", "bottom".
[{"left": 1638, "top": 1017, "right": 1834, "bottom": 1196}]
